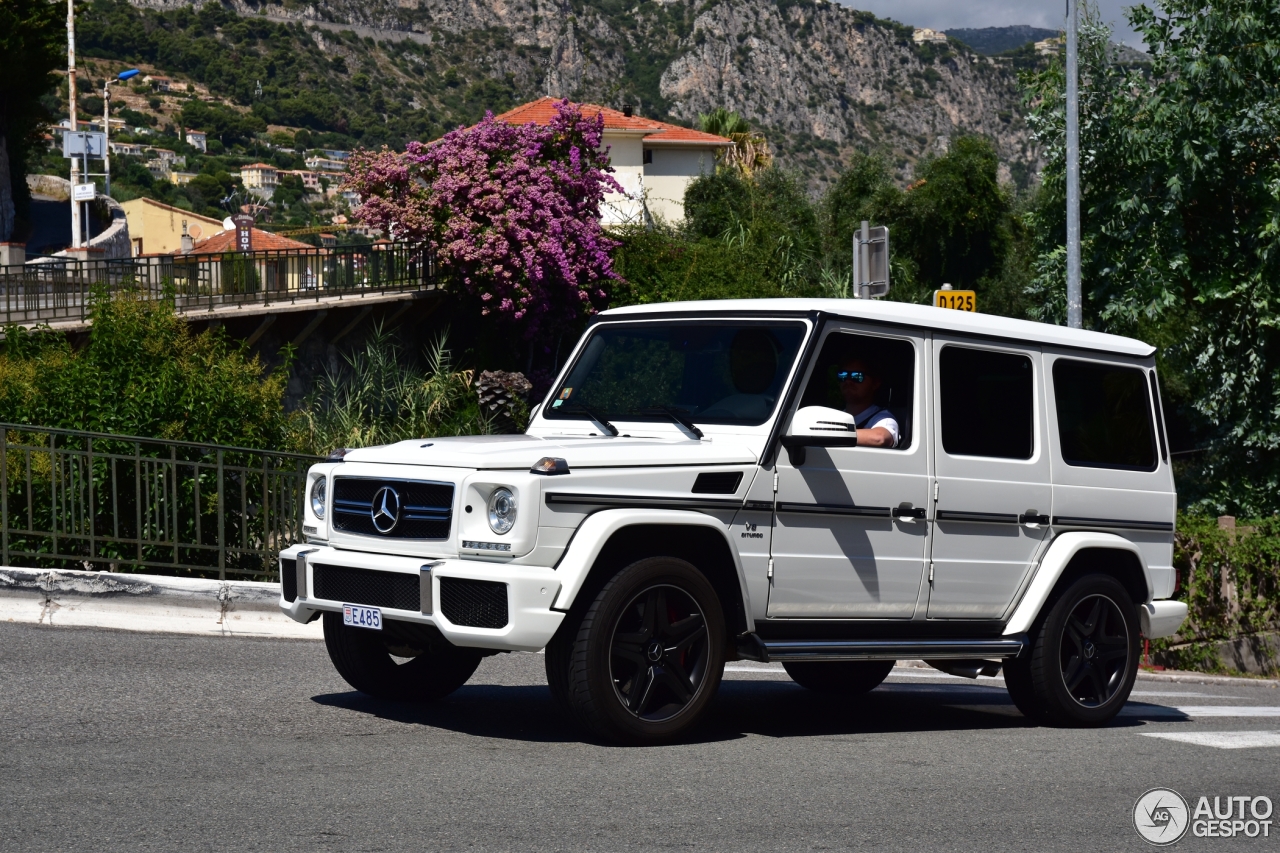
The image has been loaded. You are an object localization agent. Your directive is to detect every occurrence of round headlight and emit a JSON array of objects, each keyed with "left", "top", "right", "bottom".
[
  {"left": 310, "top": 477, "right": 327, "bottom": 520},
  {"left": 487, "top": 487, "right": 517, "bottom": 535}
]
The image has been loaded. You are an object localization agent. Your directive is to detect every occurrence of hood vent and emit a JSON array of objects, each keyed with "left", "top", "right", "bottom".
[{"left": 692, "top": 471, "right": 743, "bottom": 495}]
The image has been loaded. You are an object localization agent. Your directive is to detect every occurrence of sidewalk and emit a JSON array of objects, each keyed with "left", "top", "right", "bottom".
[{"left": 0, "top": 566, "right": 321, "bottom": 640}]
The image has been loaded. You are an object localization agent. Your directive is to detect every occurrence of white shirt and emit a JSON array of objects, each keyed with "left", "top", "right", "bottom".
[{"left": 851, "top": 404, "right": 900, "bottom": 447}]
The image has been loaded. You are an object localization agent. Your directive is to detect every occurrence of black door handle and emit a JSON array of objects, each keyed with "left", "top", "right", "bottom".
[
  {"left": 1019, "top": 512, "right": 1050, "bottom": 525},
  {"left": 893, "top": 504, "right": 927, "bottom": 519}
]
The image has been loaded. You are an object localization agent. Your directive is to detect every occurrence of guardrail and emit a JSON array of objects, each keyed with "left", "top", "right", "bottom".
[
  {"left": 0, "top": 242, "right": 436, "bottom": 327},
  {"left": 0, "top": 424, "right": 318, "bottom": 581}
]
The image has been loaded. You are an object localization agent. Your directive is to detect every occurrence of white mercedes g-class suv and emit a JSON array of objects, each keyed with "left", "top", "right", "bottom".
[{"left": 280, "top": 298, "right": 1187, "bottom": 743}]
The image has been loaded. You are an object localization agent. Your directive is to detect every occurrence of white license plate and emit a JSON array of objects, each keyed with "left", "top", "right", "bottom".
[{"left": 343, "top": 604, "right": 382, "bottom": 630}]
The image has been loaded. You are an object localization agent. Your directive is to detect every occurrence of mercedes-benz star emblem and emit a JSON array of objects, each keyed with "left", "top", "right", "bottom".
[{"left": 370, "top": 486, "right": 401, "bottom": 534}]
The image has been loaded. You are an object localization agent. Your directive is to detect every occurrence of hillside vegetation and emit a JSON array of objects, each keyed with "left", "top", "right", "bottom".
[{"left": 69, "top": 0, "right": 1040, "bottom": 187}]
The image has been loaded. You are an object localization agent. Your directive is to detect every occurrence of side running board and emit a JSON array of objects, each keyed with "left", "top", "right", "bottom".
[{"left": 736, "top": 635, "right": 1026, "bottom": 663}]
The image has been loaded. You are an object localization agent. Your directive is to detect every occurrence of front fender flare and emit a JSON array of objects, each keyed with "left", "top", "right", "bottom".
[
  {"left": 549, "top": 508, "right": 752, "bottom": 628},
  {"left": 1003, "top": 531, "right": 1151, "bottom": 636}
]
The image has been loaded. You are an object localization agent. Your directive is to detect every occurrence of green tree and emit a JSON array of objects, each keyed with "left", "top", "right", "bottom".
[
  {"left": 698, "top": 107, "right": 772, "bottom": 175},
  {"left": 819, "top": 140, "right": 1022, "bottom": 309},
  {"left": 1024, "top": 0, "right": 1280, "bottom": 513},
  {"left": 0, "top": 0, "right": 62, "bottom": 242}
]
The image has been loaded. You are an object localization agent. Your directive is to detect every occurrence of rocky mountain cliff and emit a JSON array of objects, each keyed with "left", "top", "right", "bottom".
[{"left": 124, "top": 0, "right": 1037, "bottom": 187}]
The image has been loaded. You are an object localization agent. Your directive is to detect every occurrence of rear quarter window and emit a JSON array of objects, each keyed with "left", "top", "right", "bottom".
[{"left": 1052, "top": 359, "right": 1157, "bottom": 471}]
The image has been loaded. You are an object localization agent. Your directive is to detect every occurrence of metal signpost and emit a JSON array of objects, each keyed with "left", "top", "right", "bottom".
[
  {"left": 852, "top": 220, "right": 890, "bottom": 299},
  {"left": 66, "top": 0, "right": 80, "bottom": 249},
  {"left": 1065, "top": 0, "right": 1082, "bottom": 328}
]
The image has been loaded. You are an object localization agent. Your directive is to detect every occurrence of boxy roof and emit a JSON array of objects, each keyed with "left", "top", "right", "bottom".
[{"left": 599, "top": 298, "right": 1156, "bottom": 357}]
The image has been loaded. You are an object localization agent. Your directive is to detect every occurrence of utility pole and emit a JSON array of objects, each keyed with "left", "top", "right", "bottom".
[
  {"left": 67, "top": 0, "right": 81, "bottom": 249},
  {"left": 1065, "top": 0, "right": 1082, "bottom": 329}
]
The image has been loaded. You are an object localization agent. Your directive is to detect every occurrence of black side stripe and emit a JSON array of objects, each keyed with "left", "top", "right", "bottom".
[
  {"left": 544, "top": 493, "right": 742, "bottom": 511},
  {"left": 936, "top": 510, "right": 1019, "bottom": 524},
  {"left": 1053, "top": 516, "right": 1174, "bottom": 532},
  {"left": 777, "top": 502, "right": 891, "bottom": 518}
]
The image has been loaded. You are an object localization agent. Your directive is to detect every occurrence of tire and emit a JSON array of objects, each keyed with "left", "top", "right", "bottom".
[
  {"left": 544, "top": 609, "right": 580, "bottom": 713},
  {"left": 783, "top": 660, "right": 895, "bottom": 695},
  {"left": 1001, "top": 653, "right": 1046, "bottom": 722},
  {"left": 323, "top": 613, "right": 482, "bottom": 701},
  {"left": 1022, "top": 574, "right": 1141, "bottom": 726},
  {"left": 560, "top": 556, "right": 726, "bottom": 744}
]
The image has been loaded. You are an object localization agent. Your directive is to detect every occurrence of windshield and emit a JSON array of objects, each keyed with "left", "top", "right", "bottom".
[{"left": 544, "top": 321, "right": 808, "bottom": 427}]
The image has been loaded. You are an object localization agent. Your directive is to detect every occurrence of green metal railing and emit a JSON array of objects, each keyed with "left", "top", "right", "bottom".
[
  {"left": 0, "top": 424, "right": 318, "bottom": 580},
  {"left": 0, "top": 242, "right": 437, "bottom": 327}
]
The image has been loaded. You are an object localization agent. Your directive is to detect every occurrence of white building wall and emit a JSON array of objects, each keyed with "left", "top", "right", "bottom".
[
  {"left": 600, "top": 133, "right": 646, "bottom": 227},
  {"left": 643, "top": 147, "right": 717, "bottom": 225}
]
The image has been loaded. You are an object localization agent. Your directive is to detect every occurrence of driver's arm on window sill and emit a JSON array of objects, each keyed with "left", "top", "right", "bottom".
[{"left": 855, "top": 426, "right": 895, "bottom": 448}]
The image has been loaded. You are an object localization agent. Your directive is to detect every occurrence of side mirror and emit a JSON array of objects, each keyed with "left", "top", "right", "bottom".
[{"left": 780, "top": 406, "right": 858, "bottom": 466}]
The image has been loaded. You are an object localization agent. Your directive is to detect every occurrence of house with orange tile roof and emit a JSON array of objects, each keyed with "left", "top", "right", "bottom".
[
  {"left": 182, "top": 226, "right": 313, "bottom": 254},
  {"left": 494, "top": 98, "right": 732, "bottom": 225}
]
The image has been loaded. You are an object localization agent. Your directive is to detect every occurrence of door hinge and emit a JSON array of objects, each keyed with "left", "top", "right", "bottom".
[
  {"left": 928, "top": 562, "right": 934, "bottom": 584},
  {"left": 933, "top": 482, "right": 939, "bottom": 502},
  {"left": 767, "top": 558, "right": 774, "bottom": 579},
  {"left": 772, "top": 471, "right": 779, "bottom": 492}
]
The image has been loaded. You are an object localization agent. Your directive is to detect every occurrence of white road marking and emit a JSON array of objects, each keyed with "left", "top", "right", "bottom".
[
  {"left": 1141, "top": 731, "right": 1280, "bottom": 749},
  {"left": 1122, "top": 705, "right": 1280, "bottom": 718},
  {"left": 1172, "top": 706, "right": 1280, "bottom": 717},
  {"left": 1130, "top": 690, "right": 1229, "bottom": 698}
]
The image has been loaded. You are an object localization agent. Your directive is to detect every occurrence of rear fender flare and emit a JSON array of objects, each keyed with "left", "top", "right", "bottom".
[
  {"left": 550, "top": 508, "right": 752, "bottom": 630},
  {"left": 1003, "top": 532, "right": 1151, "bottom": 636}
]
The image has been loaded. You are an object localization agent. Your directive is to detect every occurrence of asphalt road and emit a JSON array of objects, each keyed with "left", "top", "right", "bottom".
[{"left": 3, "top": 622, "right": 1278, "bottom": 852}]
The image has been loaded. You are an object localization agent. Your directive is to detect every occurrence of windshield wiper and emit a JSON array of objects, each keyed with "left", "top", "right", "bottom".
[
  {"left": 559, "top": 403, "right": 619, "bottom": 436},
  {"left": 633, "top": 406, "right": 704, "bottom": 440}
]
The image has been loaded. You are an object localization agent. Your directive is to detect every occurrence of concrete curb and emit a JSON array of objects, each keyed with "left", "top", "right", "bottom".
[{"left": 0, "top": 567, "right": 321, "bottom": 640}]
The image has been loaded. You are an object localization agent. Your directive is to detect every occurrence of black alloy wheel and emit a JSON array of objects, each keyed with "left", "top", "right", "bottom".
[
  {"left": 1020, "top": 573, "right": 1140, "bottom": 726},
  {"left": 323, "top": 612, "right": 482, "bottom": 701},
  {"left": 610, "top": 584, "right": 711, "bottom": 721},
  {"left": 1058, "top": 594, "right": 1131, "bottom": 707},
  {"left": 551, "top": 556, "right": 726, "bottom": 744}
]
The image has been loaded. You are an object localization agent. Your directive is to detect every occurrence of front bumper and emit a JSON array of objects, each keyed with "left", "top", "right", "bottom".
[{"left": 278, "top": 544, "right": 564, "bottom": 652}]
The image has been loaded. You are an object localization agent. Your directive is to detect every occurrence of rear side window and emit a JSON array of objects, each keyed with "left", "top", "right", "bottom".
[
  {"left": 939, "top": 346, "right": 1034, "bottom": 459},
  {"left": 1052, "top": 359, "right": 1157, "bottom": 471}
]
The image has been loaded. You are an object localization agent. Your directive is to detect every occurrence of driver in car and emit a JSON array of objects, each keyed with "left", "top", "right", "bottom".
[{"left": 838, "top": 356, "right": 899, "bottom": 448}]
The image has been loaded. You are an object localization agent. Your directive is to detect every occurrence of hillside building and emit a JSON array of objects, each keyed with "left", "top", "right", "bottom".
[
  {"left": 120, "top": 198, "right": 224, "bottom": 256},
  {"left": 184, "top": 130, "right": 208, "bottom": 153},
  {"left": 912, "top": 28, "right": 948, "bottom": 45},
  {"left": 241, "top": 163, "right": 279, "bottom": 190},
  {"left": 492, "top": 98, "right": 732, "bottom": 225}
]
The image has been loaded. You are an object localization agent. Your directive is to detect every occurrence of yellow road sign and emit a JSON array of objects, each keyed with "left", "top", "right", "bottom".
[{"left": 934, "top": 289, "right": 976, "bottom": 312}]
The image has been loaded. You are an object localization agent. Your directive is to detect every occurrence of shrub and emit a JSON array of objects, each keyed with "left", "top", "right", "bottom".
[
  {"left": 1152, "top": 514, "right": 1280, "bottom": 673},
  {"left": 287, "top": 325, "right": 493, "bottom": 455},
  {"left": 0, "top": 290, "right": 289, "bottom": 448}
]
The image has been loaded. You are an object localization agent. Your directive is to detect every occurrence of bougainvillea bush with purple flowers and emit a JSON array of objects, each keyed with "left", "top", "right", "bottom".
[{"left": 345, "top": 101, "right": 622, "bottom": 340}]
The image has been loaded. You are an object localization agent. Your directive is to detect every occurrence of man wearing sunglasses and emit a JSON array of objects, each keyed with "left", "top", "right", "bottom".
[{"left": 837, "top": 357, "right": 899, "bottom": 448}]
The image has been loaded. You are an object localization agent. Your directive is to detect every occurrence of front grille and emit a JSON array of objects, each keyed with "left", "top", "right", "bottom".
[
  {"left": 313, "top": 563, "right": 421, "bottom": 611},
  {"left": 440, "top": 577, "right": 509, "bottom": 629},
  {"left": 332, "top": 477, "right": 454, "bottom": 540},
  {"left": 280, "top": 558, "right": 297, "bottom": 602}
]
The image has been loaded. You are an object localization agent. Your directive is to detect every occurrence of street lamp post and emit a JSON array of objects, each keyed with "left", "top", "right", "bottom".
[
  {"left": 103, "top": 69, "right": 140, "bottom": 198},
  {"left": 1065, "top": 0, "right": 1082, "bottom": 329},
  {"left": 67, "top": 0, "right": 80, "bottom": 249}
]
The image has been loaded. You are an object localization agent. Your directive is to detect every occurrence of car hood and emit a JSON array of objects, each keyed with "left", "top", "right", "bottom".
[{"left": 339, "top": 434, "right": 758, "bottom": 469}]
